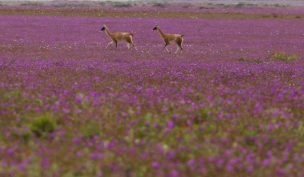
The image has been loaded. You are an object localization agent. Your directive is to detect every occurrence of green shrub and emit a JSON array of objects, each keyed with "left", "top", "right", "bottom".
[
  {"left": 235, "top": 3, "right": 247, "bottom": 8},
  {"left": 12, "top": 128, "right": 32, "bottom": 143},
  {"left": 111, "top": 2, "right": 132, "bottom": 8},
  {"left": 2, "top": 89, "right": 21, "bottom": 100},
  {"left": 152, "top": 2, "right": 167, "bottom": 8},
  {"left": 30, "top": 114, "right": 56, "bottom": 137},
  {"left": 193, "top": 108, "right": 212, "bottom": 125},
  {"left": 238, "top": 57, "right": 262, "bottom": 64},
  {"left": 81, "top": 122, "right": 101, "bottom": 138},
  {"left": 271, "top": 52, "right": 300, "bottom": 62},
  {"left": 297, "top": 122, "right": 304, "bottom": 138}
]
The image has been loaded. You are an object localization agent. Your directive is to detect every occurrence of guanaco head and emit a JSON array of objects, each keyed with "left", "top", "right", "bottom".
[
  {"left": 101, "top": 25, "right": 108, "bottom": 31},
  {"left": 153, "top": 25, "right": 159, "bottom": 31}
]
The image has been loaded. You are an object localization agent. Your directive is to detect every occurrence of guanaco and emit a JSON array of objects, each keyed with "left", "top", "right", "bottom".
[
  {"left": 101, "top": 24, "right": 136, "bottom": 50},
  {"left": 153, "top": 25, "right": 184, "bottom": 54}
]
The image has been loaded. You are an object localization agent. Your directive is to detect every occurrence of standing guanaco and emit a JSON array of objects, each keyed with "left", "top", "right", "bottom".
[
  {"left": 101, "top": 24, "right": 136, "bottom": 50},
  {"left": 153, "top": 25, "right": 184, "bottom": 54}
]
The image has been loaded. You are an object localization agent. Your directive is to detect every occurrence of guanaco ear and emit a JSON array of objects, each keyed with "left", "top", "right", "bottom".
[
  {"left": 101, "top": 24, "right": 107, "bottom": 31},
  {"left": 152, "top": 25, "right": 158, "bottom": 31}
]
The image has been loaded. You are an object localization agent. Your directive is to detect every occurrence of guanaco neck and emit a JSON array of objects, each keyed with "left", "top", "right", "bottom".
[
  {"left": 104, "top": 28, "right": 112, "bottom": 38},
  {"left": 157, "top": 28, "right": 167, "bottom": 39}
]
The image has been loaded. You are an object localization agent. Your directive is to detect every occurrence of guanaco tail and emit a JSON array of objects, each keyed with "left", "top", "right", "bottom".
[
  {"left": 153, "top": 25, "right": 184, "bottom": 54},
  {"left": 101, "top": 24, "right": 136, "bottom": 50}
]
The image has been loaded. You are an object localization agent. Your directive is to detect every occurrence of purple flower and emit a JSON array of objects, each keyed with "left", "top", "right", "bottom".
[{"left": 167, "top": 120, "right": 175, "bottom": 129}]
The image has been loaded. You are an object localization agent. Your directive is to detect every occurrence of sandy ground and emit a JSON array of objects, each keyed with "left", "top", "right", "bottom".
[{"left": 0, "top": 0, "right": 304, "bottom": 20}]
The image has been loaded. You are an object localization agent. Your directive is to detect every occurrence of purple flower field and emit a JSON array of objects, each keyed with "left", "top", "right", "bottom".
[{"left": 0, "top": 7, "right": 304, "bottom": 177}]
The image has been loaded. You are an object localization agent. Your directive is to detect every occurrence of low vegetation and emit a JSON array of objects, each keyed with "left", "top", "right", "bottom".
[{"left": 271, "top": 52, "right": 300, "bottom": 62}]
